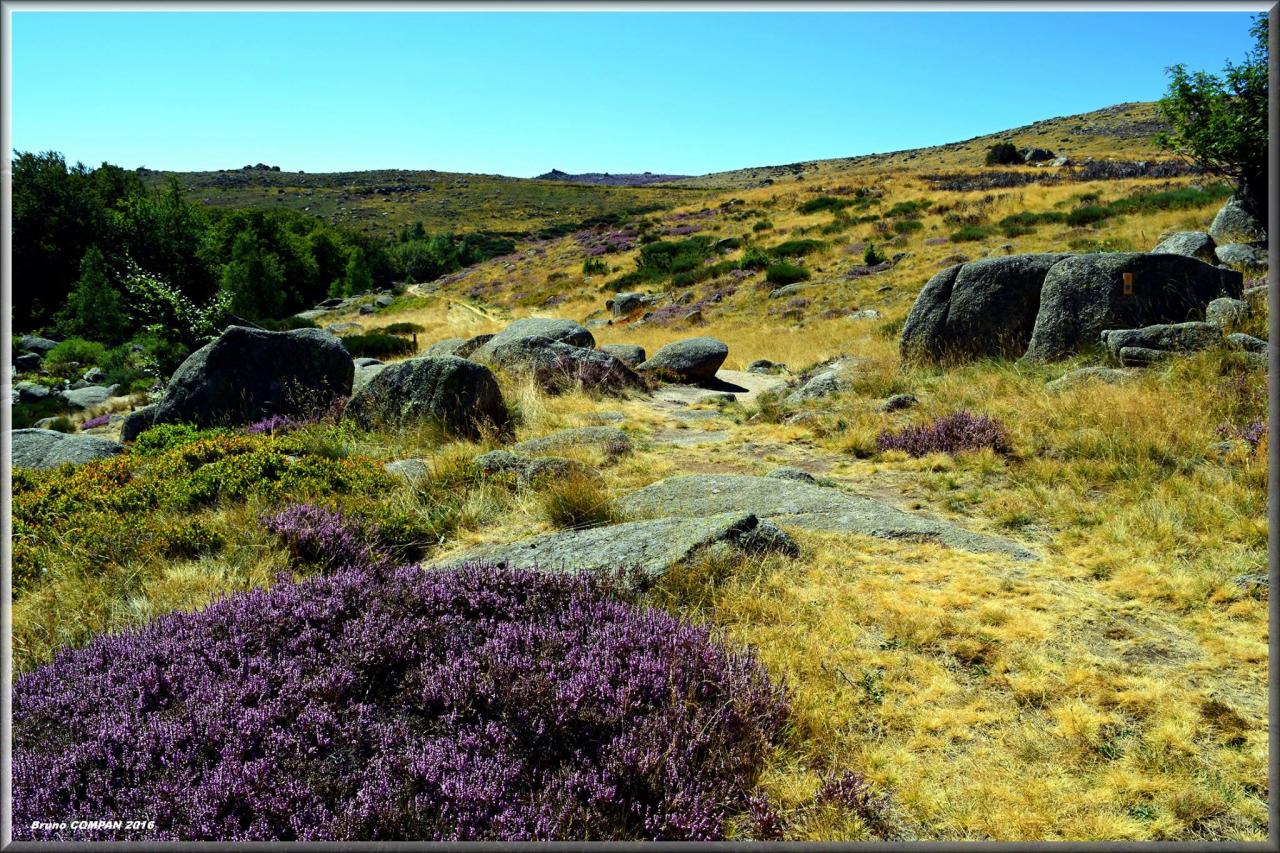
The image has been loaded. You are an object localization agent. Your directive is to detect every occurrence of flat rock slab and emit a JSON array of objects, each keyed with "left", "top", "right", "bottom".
[
  {"left": 432, "top": 511, "right": 780, "bottom": 580},
  {"left": 11, "top": 429, "right": 124, "bottom": 469},
  {"left": 512, "top": 426, "right": 632, "bottom": 456},
  {"left": 651, "top": 370, "right": 787, "bottom": 408},
  {"left": 618, "top": 474, "right": 1038, "bottom": 560}
]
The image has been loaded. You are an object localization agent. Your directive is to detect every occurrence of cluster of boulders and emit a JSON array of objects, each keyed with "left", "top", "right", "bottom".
[{"left": 10, "top": 313, "right": 741, "bottom": 470}]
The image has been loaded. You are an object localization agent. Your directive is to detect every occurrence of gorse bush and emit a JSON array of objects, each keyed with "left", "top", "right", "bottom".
[
  {"left": 14, "top": 505, "right": 788, "bottom": 841},
  {"left": 876, "top": 411, "right": 1012, "bottom": 457},
  {"left": 769, "top": 239, "right": 825, "bottom": 258}
]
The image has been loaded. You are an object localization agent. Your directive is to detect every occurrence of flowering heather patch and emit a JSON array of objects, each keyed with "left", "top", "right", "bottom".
[
  {"left": 745, "top": 791, "right": 785, "bottom": 840},
  {"left": 876, "top": 411, "right": 1011, "bottom": 457},
  {"left": 246, "top": 413, "right": 299, "bottom": 435},
  {"left": 664, "top": 224, "right": 703, "bottom": 237},
  {"left": 1216, "top": 419, "right": 1268, "bottom": 450},
  {"left": 14, "top": 526, "right": 788, "bottom": 841},
  {"left": 261, "top": 504, "right": 379, "bottom": 572},
  {"left": 79, "top": 413, "right": 111, "bottom": 430},
  {"left": 816, "top": 771, "right": 893, "bottom": 834}
]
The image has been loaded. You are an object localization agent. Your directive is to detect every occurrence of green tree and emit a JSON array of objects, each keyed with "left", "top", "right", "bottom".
[
  {"left": 219, "top": 231, "right": 286, "bottom": 318},
  {"left": 53, "top": 246, "right": 131, "bottom": 345},
  {"left": 1157, "top": 14, "right": 1269, "bottom": 224},
  {"left": 337, "top": 247, "right": 374, "bottom": 298}
]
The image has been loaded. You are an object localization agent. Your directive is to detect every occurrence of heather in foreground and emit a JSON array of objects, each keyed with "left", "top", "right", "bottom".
[{"left": 13, "top": 508, "right": 787, "bottom": 842}]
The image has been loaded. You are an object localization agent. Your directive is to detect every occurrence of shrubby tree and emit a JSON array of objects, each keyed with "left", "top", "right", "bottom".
[
  {"left": 53, "top": 246, "right": 130, "bottom": 345},
  {"left": 1157, "top": 14, "right": 1269, "bottom": 224}
]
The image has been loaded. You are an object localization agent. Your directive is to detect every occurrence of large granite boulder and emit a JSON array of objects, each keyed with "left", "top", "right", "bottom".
[
  {"left": 470, "top": 318, "right": 594, "bottom": 363},
  {"left": 15, "top": 352, "right": 43, "bottom": 372},
  {"left": 11, "top": 429, "right": 123, "bottom": 469},
  {"left": 1152, "top": 231, "right": 1216, "bottom": 263},
  {"left": 343, "top": 355, "right": 511, "bottom": 439},
  {"left": 900, "top": 254, "right": 1071, "bottom": 363},
  {"left": 1209, "top": 194, "right": 1266, "bottom": 244},
  {"left": 636, "top": 337, "right": 729, "bottom": 382},
  {"left": 431, "top": 511, "right": 797, "bottom": 583},
  {"left": 1205, "top": 297, "right": 1250, "bottom": 331},
  {"left": 1023, "top": 253, "right": 1241, "bottom": 362},
  {"left": 618, "top": 474, "right": 1037, "bottom": 560},
  {"left": 486, "top": 336, "right": 643, "bottom": 395},
  {"left": 150, "top": 326, "right": 354, "bottom": 428}
]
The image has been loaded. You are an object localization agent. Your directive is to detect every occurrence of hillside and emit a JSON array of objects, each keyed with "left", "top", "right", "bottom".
[
  {"left": 535, "top": 168, "right": 693, "bottom": 186},
  {"left": 12, "top": 97, "right": 1270, "bottom": 843},
  {"left": 139, "top": 166, "right": 711, "bottom": 239}
]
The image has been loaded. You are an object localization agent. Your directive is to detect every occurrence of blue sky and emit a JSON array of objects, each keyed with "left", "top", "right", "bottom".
[{"left": 9, "top": 10, "right": 1262, "bottom": 177}]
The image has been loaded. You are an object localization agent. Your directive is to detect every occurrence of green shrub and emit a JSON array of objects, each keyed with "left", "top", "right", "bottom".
[
  {"left": 950, "top": 226, "right": 994, "bottom": 242},
  {"left": 740, "top": 247, "right": 772, "bottom": 271},
  {"left": 886, "top": 199, "right": 932, "bottom": 218},
  {"left": 257, "top": 316, "right": 320, "bottom": 332},
  {"left": 1066, "top": 206, "right": 1112, "bottom": 227},
  {"left": 864, "top": 243, "right": 887, "bottom": 265},
  {"left": 752, "top": 219, "right": 773, "bottom": 232},
  {"left": 536, "top": 472, "right": 619, "bottom": 529},
  {"left": 378, "top": 322, "right": 426, "bottom": 337},
  {"left": 45, "top": 338, "right": 107, "bottom": 370},
  {"left": 985, "top": 142, "right": 1023, "bottom": 165},
  {"left": 892, "top": 219, "right": 924, "bottom": 234},
  {"left": 770, "top": 239, "right": 825, "bottom": 258},
  {"left": 798, "top": 196, "right": 853, "bottom": 215},
  {"left": 766, "top": 263, "right": 811, "bottom": 285},
  {"left": 340, "top": 333, "right": 415, "bottom": 359},
  {"left": 582, "top": 257, "right": 609, "bottom": 275}
]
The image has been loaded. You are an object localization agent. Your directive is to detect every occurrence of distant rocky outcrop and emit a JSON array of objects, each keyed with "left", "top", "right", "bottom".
[{"left": 535, "top": 168, "right": 691, "bottom": 187}]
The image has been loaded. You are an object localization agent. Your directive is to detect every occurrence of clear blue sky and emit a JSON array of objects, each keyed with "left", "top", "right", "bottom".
[{"left": 10, "top": 10, "right": 1263, "bottom": 177}]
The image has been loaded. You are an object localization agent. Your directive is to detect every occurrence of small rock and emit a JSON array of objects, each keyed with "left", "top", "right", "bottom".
[
  {"left": 512, "top": 426, "right": 632, "bottom": 458},
  {"left": 60, "top": 384, "right": 120, "bottom": 411},
  {"left": 1119, "top": 346, "right": 1171, "bottom": 367},
  {"left": 767, "top": 467, "right": 818, "bottom": 484},
  {"left": 82, "top": 367, "right": 105, "bottom": 383},
  {"left": 18, "top": 335, "right": 59, "bottom": 355},
  {"left": 1101, "top": 322, "right": 1222, "bottom": 358},
  {"left": 385, "top": 458, "right": 430, "bottom": 485},
  {"left": 353, "top": 357, "right": 384, "bottom": 368},
  {"left": 1205, "top": 297, "right": 1250, "bottom": 331},
  {"left": 1226, "top": 332, "right": 1268, "bottom": 353},
  {"left": 600, "top": 343, "right": 646, "bottom": 368},
  {"left": 15, "top": 352, "right": 42, "bottom": 372},
  {"left": 374, "top": 295, "right": 394, "bottom": 308},
  {"left": 1209, "top": 195, "right": 1266, "bottom": 243},
  {"left": 1215, "top": 243, "right": 1268, "bottom": 269},
  {"left": 1152, "top": 231, "right": 1216, "bottom": 263},
  {"left": 769, "top": 284, "right": 808, "bottom": 299},
  {"left": 358, "top": 304, "right": 375, "bottom": 315},
  {"left": 879, "top": 393, "right": 918, "bottom": 412},
  {"left": 1046, "top": 367, "right": 1133, "bottom": 391},
  {"left": 14, "top": 381, "right": 51, "bottom": 403},
  {"left": 120, "top": 405, "right": 157, "bottom": 442}
]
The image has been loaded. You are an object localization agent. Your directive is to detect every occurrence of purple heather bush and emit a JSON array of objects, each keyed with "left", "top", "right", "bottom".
[
  {"left": 79, "top": 413, "right": 111, "bottom": 430},
  {"left": 876, "top": 411, "right": 1011, "bottom": 457},
  {"left": 816, "top": 771, "right": 893, "bottom": 834},
  {"left": 15, "top": 507, "right": 787, "bottom": 842},
  {"left": 1216, "top": 419, "right": 1268, "bottom": 450}
]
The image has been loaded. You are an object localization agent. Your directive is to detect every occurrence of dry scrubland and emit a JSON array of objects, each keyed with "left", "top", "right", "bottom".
[{"left": 16, "top": 102, "right": 1269, "bottom": 840}]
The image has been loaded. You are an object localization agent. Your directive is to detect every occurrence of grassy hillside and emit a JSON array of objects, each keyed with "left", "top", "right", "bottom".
[
  {"left": 16, "top": 99, "right": 1268, "bottom": 841},
  {"left": 140, "top": 166, "right": 712, "bottom": 240}
]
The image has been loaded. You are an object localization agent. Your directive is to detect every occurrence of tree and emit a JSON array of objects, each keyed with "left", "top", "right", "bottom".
[
  {"left": 219, "top": 231, "right": 286, "bottom": 319},
  {"left": 53, "top": 246, "right": 131, "bottom": 345},
  {"left": 336, "top": 247, "right": 374, "bottom": 298},
  {"left": 985, "top": 142, "right": 1023, "bottom": 166},
  {"left": 1157, "top": 14, "right": 1269, "bottom": 225}
]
